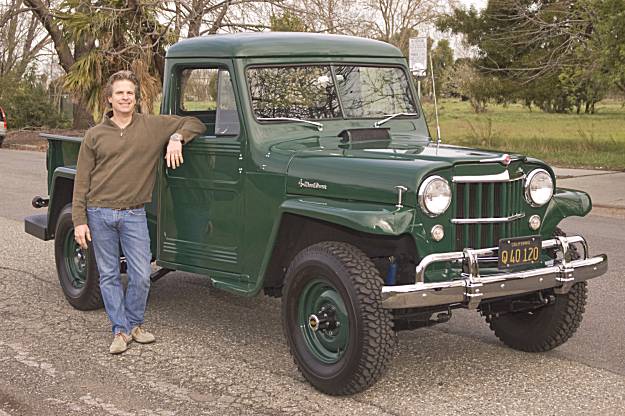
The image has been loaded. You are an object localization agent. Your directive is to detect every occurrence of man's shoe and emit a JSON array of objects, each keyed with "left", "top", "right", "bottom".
[
  {"left": 109, "top": 332, "right": 131, "bottom": 354},
  {"left": 131, "top": 326, "right": 156, "bottom": 344}
]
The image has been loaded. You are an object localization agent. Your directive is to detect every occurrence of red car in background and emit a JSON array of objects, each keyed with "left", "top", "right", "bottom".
[{"left": 0, "top": 107, "right": 6, "bottom": 147}]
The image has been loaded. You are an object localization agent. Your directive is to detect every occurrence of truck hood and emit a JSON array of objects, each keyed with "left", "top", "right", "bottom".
[{"left": 280, "top": 138, "right": 527, "bottom": 206}]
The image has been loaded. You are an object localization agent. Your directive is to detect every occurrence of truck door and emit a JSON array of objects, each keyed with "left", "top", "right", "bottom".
[{"left": 157, "top": 66, "right": 245, "bottom": 276}]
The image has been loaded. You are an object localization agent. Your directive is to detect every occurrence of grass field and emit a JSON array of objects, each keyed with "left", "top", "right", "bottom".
[{"left": 421, "top": 99, "right": 625, "bottom": 170}]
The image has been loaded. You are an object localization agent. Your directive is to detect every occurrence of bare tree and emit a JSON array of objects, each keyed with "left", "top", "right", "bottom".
[
  {"left": 278, "top": 0, "right": 447, "bottom": 51},
  {"left": 0, "top": 0, "right": 51, "bottom": 78},
  {"left": 278, "top": 0, "right": 369, "bottom": 34},
  {"left": 159, "top": 0, "right": 284, "bottom": 38},
  {"left": 365, "top": 0, "right": 446, "bottom": 49}
]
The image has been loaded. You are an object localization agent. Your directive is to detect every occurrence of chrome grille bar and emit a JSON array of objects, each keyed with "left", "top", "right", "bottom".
[
  {"left": 453, "top": 170, "right": 526, "bottom": 250},
  {"left": 451, "top": 213, "right": 525, "bottom": 224}
]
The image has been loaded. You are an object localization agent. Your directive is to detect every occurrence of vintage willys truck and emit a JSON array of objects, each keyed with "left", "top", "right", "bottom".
[{"left": 25, "top": 33, "right": 608, "bottom": 395}]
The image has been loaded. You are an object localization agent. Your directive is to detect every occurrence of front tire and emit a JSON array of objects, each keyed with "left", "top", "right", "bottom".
[
  {"left": 54, "top": 204, "right": 103, "bottom": 310},
  {"left": 486, "top": 228, "right": 587, "bottom": 352},
  {"left": 486, "top": 282, "right": 587, "bottom": 352},
  {"left": 282, "top": 242, "right": 396, "bottom": 395}
]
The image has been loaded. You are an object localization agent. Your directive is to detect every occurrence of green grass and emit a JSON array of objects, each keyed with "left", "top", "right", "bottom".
[{"left": 421, "top": 99, "right": 625, "bottom": 170}]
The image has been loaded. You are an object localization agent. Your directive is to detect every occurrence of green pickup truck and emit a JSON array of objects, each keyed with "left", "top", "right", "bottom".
[{"left": 25, "top": 33, "right": 608, "bottom": 395}]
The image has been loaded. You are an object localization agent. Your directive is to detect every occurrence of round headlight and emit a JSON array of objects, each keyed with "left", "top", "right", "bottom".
[
  {"left": 418, "top": 176, "right": 451, "bottom": 216},
  {"left": 525, "top": 169, "right": 553, "bottom": 207}
]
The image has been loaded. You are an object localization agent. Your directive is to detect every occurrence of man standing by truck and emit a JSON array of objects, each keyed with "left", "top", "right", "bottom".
[{"left": 72, "top": 70, "right": 206, "bottom": 354}]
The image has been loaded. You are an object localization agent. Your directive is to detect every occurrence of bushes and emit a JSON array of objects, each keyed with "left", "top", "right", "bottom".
[{"left": 0, "top": 71, "right": 69, "bottom": 130}]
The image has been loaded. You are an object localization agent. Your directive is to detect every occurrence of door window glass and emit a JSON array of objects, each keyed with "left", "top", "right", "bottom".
[{"left": 179, "top": 67, "right": 239, "bottom": 136}]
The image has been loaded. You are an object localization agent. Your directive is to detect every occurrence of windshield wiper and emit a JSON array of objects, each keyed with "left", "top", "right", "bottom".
[
  {"left": 373, "top": 112, "right": 419, "bottom": 128},
  {"left": 258, "top": 117, "right": 323, "bottom": 132}
]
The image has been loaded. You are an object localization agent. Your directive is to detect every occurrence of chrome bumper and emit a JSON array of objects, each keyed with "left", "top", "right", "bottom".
[{"left": 381, "top": 235, "right": 608, "bottom": 309}]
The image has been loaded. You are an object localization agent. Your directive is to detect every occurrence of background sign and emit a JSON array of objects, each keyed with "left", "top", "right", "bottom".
[{"left": 409, "top": 37, "right": 428, "bottom": 77}]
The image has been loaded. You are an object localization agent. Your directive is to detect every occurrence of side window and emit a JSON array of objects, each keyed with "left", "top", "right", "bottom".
[
  {"left": 215, "top": 70, "right": 240, "bottom": 136},
  {"left": 180, "top": 68, "right": 218, "bottom": 112},
  {"left": 179, "top": 67, "right": 239, "bottom": 137}
]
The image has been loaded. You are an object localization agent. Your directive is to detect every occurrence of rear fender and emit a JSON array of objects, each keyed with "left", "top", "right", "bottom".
[{"left": 47, "top": 167, "right": 76, "bottom": 237}]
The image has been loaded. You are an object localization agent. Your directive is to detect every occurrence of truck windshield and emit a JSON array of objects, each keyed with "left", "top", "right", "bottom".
[{"left": 247, "top": 65, "right": 417, "bottom": 122}]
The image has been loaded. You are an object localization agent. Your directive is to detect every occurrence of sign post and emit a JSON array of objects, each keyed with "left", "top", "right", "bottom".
[{"left": 409, "top": 37, "right": 428, "bottom": 97}]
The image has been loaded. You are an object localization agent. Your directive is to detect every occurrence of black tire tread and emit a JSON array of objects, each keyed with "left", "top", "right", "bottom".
[
  {"left": 486, "top": 227, "right": 587, "bottom": 352},
  {"left": 486, "top": 281, "right": 587, "bottom": 352},
  {"left": 55, "top": 204, "right": 103, "bottom": 310},
  {"left": 283, "top": 241, "right": 396, "bottom": 395}
]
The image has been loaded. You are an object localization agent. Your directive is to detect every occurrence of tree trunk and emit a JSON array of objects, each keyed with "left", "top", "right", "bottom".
[
  {"left": 72, "top": 95, "right": 94, "bottom": 129},
  {"left": 24, "top": 0, "right": 96, "bottom": 128}
]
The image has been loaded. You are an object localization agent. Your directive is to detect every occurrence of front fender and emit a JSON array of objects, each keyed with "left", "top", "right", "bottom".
[
  {"left": 542, "top": 188, "right": 592, "bottom": 236},
  {"left": 279, "top": 197, "right": 416, "bottom": 236}
]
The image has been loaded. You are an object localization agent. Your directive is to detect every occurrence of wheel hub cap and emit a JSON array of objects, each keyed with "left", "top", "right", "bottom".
[
  {"left": 298, "top": 279, "right": 349, "bottom": 364},
  {"left": 64, "top": 230, "right": 87, "bottom": 289},
  {"left": 308, "top": 306, "right": 340, "bottom": 332}
]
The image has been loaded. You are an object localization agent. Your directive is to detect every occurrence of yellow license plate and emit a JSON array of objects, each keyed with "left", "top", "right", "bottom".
[{"left": 498, "top": 236, "right": 542, "bottom": 269}]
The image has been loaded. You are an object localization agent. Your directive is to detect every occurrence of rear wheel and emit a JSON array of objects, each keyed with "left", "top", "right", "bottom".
[
  {"left": 54, "top": 204, "right": 103, "bottom": 310},
  {"left": 282, "top": 241, "right": 396, "bottom": 395}
]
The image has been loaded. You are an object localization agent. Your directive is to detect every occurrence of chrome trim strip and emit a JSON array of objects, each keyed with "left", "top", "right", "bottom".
[
  {"left": 452, "top": 171, "right": 526, "bottom": 183},
  {"left": 381, "top": 235, "right": 608, "bottom": 309},
  {"left": 451, "top": 212, "right": 525, "bottom": 224}
]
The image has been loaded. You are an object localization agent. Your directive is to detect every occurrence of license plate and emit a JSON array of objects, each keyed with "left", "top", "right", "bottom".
[{"left": 498, "top": 236, "right": 542, "bottom": 269}]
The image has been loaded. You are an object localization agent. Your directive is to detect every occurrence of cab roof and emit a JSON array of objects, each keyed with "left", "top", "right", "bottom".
[{"left": 166, "top": 32, "right": 405, "bottom": 59}]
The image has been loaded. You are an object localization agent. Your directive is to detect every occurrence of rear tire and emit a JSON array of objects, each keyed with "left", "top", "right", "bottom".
[
  {"left": 282, "top": 241, "right": 396, "bottom": 395},
  {"left": 54, "top": 204, "right": 103, "bottom": 310}
]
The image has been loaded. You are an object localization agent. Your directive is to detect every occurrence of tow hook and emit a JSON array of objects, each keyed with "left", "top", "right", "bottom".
[{"left": 308, "top": 306, "right": 340, "bottom": 332}]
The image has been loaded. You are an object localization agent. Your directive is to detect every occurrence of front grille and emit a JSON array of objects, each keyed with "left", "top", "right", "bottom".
[{"left": 453, "top": 177, "right": 525, "bottom": 250}]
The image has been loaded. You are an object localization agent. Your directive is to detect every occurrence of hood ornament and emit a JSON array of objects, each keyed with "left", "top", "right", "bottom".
[{"left": 480, "top": 153, "right": 513, "bottom": 166}]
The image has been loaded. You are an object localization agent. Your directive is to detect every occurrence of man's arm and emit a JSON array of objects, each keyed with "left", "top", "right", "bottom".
[
  {"left": 72, "top": 133, "right": 95, "bottom": 248},
  {"left": 151, "top": 115, "right": 206, "bottom": 169},
  {"left": 152, "top": 115, "right": 206, "bottom": 145}
]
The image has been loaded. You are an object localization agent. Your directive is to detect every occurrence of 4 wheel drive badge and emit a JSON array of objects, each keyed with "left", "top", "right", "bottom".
[{"left": 298, "top": 179, "right": 328, "bottom": 190}]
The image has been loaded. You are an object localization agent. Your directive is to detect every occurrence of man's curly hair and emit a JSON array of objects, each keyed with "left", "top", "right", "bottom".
[{"left": 104, "top": 70, "right": 141, "bottom": 102}]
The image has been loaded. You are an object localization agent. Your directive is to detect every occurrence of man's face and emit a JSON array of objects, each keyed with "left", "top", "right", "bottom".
[{"left": 108, "top": 79, "right": 136, "bottom": 116}]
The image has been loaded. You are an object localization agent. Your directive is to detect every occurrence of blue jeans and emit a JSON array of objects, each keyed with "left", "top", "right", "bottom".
[{"left": 87, "top": 207, "right": 152, "bottom": 335}]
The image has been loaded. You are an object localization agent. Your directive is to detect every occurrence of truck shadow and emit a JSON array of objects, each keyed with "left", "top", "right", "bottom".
[{"left": 143, "top": 270, "right": 596, "bottom": 411}]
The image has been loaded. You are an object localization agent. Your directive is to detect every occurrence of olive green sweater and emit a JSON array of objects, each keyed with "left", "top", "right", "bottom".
[{"left": 72, "top": 112, "right": 206, "bottom": 226}]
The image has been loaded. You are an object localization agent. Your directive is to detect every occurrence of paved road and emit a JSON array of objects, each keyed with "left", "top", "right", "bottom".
[{"left": 1, "top": 149, "right": 624, "bottom": 415}]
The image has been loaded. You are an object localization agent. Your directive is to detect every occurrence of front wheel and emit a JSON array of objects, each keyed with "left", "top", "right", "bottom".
[
  {"left": 282, "top": 242, "right": 396, "bottom": 395},
  {"left": 486, "top": 282, "right": 587, "bottom": 352},
  {"left": 54, "top": 204, "right": 103, "bottom": 310},
  {"left": 486, "top": 228, "right": 587, "bottom": 352}
]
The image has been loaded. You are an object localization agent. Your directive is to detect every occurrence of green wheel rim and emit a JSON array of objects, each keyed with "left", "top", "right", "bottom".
[
  {"left": 297, "top": 278, "right": 350, "bottom": 364},
  {"left": 63, "top": 229, "right": 87, "bottom": 289}
]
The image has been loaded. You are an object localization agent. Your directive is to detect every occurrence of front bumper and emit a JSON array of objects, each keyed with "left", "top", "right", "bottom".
[{"left": 381, "top": 235, "right": 608, "bottom": 309}]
